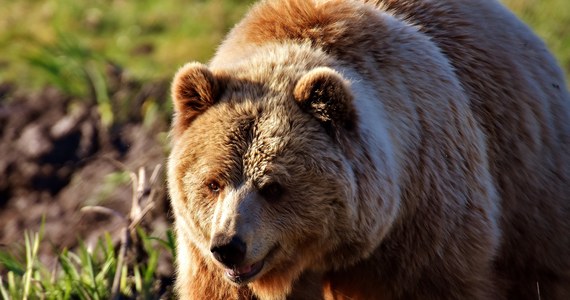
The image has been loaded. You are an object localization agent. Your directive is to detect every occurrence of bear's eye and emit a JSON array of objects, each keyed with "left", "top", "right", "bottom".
[
  {"left": 259, "top": 182, "right": 284, "bottom": 203},
  {"left": 207, "top": 180, "right": 221, "bottom": 194}
]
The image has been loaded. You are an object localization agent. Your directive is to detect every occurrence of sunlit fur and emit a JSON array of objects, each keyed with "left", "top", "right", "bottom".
[{"left": 168, "top": 0, "right": 570, "bottom": 299}]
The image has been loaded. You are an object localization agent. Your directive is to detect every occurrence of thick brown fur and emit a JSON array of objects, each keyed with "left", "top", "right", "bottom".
[{"left": 168, "top": 0, "right": 570, "bottom": 299}]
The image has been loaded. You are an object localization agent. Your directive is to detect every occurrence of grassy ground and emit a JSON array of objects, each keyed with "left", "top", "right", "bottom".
[
  {"left": 0, "top": 0, "right": 255, "bottom": 94},
  {"left": 0, "top": 0, "right": 568, "bottom": 299},
  {"left": 1, "top": 228, "right": 176, "bottom": 299},
  {"left": 0, "top": 167, "right": 176, "bottom": 299}
]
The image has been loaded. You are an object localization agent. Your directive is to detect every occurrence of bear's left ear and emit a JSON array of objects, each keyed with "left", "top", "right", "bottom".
[
  {"left": 293, "top": 67, "right": 357, "bottom": 132},
  {"left": 171, "top": 62, "right": 221, "bottom": 138}
]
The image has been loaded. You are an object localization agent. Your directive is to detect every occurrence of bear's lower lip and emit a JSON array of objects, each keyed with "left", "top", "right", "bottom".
[{"left": 224, "top": 260, "right": 264, "bottom": 284}]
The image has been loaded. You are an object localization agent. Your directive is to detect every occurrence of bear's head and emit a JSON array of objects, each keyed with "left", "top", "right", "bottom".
[{"left": 168, "top": 58, "right": 363, "bottom": 295}]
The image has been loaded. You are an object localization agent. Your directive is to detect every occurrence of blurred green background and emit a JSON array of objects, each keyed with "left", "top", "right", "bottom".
[
  {"left": 0, "top": 0, "right": 255, "bottom": 97},
  {"left": 0, "top": 0, "right": 568, "bottom": 97}
]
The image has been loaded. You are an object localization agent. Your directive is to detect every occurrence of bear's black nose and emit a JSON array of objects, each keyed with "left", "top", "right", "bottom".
[{"left": 210, "top": 235, "right": 247, "bottom": 267}]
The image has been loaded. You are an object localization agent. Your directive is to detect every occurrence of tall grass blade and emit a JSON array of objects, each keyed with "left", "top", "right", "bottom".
[
  {"left": 7, "top": 271, "right": 16, "bottom": 298},
  {"left": 0, "top": 275, "right": 10, "bottom": 300}
]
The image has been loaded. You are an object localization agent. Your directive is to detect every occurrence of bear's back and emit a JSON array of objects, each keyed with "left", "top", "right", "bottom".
[{"left": 370, "top": 1, "right": 570, "bottom": 298}]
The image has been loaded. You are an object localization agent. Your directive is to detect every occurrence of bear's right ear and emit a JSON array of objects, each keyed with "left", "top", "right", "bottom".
[
  {"left": 293, "top": 67, "right": 357, "bottom": 133},
  {"left": 171, "top": 62, "right": 220, "bottom": 137}
]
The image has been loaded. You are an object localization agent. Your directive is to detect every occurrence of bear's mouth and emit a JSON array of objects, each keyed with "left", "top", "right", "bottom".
[{"left": 224, "top": 260, "right": 264, "bottom": 284}]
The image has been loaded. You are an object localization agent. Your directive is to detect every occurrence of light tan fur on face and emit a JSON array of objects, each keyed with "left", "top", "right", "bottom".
[{"left": 168, "top": 0, "right": 570, "bottom": 299}]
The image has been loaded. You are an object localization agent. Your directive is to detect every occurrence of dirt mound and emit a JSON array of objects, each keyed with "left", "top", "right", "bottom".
[{"left": 0, "top": 76, "right": 172, "bottom": 269}]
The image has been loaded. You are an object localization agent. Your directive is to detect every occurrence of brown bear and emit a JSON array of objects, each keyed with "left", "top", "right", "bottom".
[{"left": 167, "top": 0, "right": 570, "bottom": 299}]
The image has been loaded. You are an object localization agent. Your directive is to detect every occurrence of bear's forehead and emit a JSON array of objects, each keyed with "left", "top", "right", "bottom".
[
  {"left": 183, "top": 99, "right": 323, "bottom": 185},
  {"left": 210, "top": 42, "right": 334, "bottom": 99}
]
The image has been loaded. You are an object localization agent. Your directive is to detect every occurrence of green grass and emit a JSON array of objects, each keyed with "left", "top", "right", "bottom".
[
  {"left": 0, "top": 0, "right": 255, "bottom": 93},
  {"left": 0, "top": 227, "right": 176, "bottom": 299}
]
